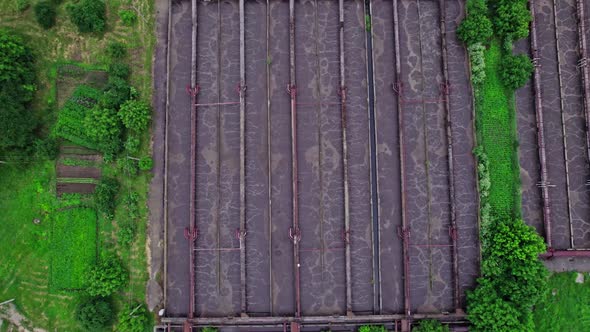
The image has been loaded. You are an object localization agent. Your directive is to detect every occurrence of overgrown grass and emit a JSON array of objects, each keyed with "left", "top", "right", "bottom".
[
  {"left": 475, "top": 40, "right": 521, "bottom": 218},
  {"left": 50, "top": 207, "right": 97, "bottom": 291},
  {"left": 0, "top": 163, "right": 81, "bottom": 330},
  {"left": 534, "top": 272, "right": 590, "bottom": 330}
]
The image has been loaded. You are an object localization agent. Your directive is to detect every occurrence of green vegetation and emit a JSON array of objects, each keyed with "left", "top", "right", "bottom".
[
  {"left": 0, "top": 29, "right": 36, "bottom": 154},
  {"left": 139, "top": 156, "right": 153, "bottom": 171},
  {"left": 412, "top": 320, "right": 449, "bottom": 332},
  {"left": 117, "top": 303, "right": 149, "bottom": 332},
  {"left": 34, "top": 0, "right": 57, "bottom": 29},
  {"left": 358, "top": 325, "right": 386, "bottom": 332},
  {"left": 201, "top": 327, "right": 218, "bottom": 332},
  {"left": 107, "top": 40, "right": 127, "bottom": 59},
  {"left": 474, "top": 41, "right": 520, "bottom": 216},
  {"left": 499, "top": 54, "right": 534, "bottom": 90},
  {"left": 66, "top": 0, "right": 106, "bottom": 33},
  {"left": 457, "top": 0, "right": 492, "bottom": 46},
  {"left": 534, "top": 272, "right": 590, "bottom": 331},
  {"left": 119, "top": 99, "right": 151, "bottom": 132},
  {"left": 118, "top": 9, "right": 137, "bottom": 27},
  {"left": 85, "top": 255, "right": 128, "bottom": 297},
  {"left": 95, "top": 177, "right": 119, "bottom": 219},
  {"left": 460, "top": 0, "right": 547, "bottom": 331},
  {"left": 75, "top": 297, "right": 114, "bottom": 331},
  {"left": 50, "top": 207, "right": 97, "bottom": 291}
]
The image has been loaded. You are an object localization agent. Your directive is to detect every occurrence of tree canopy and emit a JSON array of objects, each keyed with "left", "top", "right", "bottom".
[
  {"left": 0, "top": 29, "right": 36, "bottom": 153},
  {"left": 66, "top": 0, "right": 106, "bottom": 33},
  {"left": 118, "top": 99, "right": 151, "bottom": 132},
  {"left": 85, "top": 255, "right": 128, "bottom": 297},
  {"left": 75, "top": 297, "right": 114, "bottom": 331}
]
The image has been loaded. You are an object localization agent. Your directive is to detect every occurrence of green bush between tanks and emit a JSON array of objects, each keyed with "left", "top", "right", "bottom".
[
  {"left": 117, "top": 303, "right": 149, "bottom": 332},
  {"left": 457, "top": 0, "right": 492, "bottom": 46},
  {"left": 491, "top": 0, "right": 531, "bottom": 43},
  {"left": 499, "top": 54, "right": 534, "bottom": 90},
  {"left": 34, "top": 0, "right": 57, "bottom": 29},
  {"left": 358, "top": 325, "right": 386, "bottom": 332}
]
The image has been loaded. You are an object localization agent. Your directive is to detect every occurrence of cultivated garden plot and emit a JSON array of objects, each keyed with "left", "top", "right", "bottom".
[{"left": 159, "top": 0, "right": 479, "bottom": 330}]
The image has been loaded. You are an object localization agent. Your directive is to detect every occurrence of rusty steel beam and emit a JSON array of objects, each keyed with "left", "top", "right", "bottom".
[
  {"left": 540, "top": 249, "right": 590, "bottom": 259},
  {"left": 438, "top": 0, "right": 460, "bottom": 313},
  {"left": 392, "top": 0, "right": 411, "bottom": 318},
  {"left": 266, "top": 0, "right": 274, "bottom": 316},
  {"left": 289, "top": 0, "right": 302, "bottom": 318},
  {"left": 338, "top": 0, "right": 353, "bottom": 316},
  {"left": 529, "top": 0, "right": 553, "bottom": 250},
  {"left": 576, "top": 0, "right": 590, "bottom": 189},
  {"left": 162, "top": 312, "right": 468, "bottom": 326},
  {"left": 238, "top": 0, "right": 247, "bottom": 317},
  {"left": 188, "top": 0, "right": 198, "bottom": 320}
]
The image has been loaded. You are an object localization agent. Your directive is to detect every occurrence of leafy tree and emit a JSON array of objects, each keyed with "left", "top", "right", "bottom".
[
  {"left": 106, "top": 41, "right": 127, "bottom": 59},
  {"left": 102, "top": 76, "right": 130, "bottom": 109},
  {"left": 493, "top": 0, "right": 531, "bottom": 42},
  {"left": 85, "top": 255, "right": 128, "bottom": 297},
  {"left": 95, "top": 177, "right": 119, "bottom": 219},
  {"left": 34, "top": 137, "right": 59, "bottom": 160},
  {"left": 457, "top": 13, "right": 493, "bottom": 46},
  {"left": 412, "top": 320, "right": 449, "bottom": 332},
  {"left": 124, "top": 135, "right": 140, "bottom": 153},
  {"left": 0, "top": 29, "right": 36, "bottom": 101},
  {"left": 84, "top": 106, "right": 123, "bottom": 153},
  {"left": 118, "top": 99, "right": 151, "bottom": 132},
  {"left": 118, "top": 9, "right": 137, "bottom": 26},
  {"left": 34, "top": 1, "right": 56, "bottom": 29},
  {"left": 75, "top": 297, "right": 114, "bottom": 331},
  {"left": 499, "top": 54, "right": 533, "bottom": 90},
  {"left": 139, "top": 156, "right": 153, "bottom": 171},
  {"left": 108, "top": 62, "right": 130, "bottom": 79},
  {"left": 66, "top": 0, "right": 106, "bottom": 33},
  {"left": 0, "top": 90, "right": 35, "bottom": 150},
  {"left": 117, "top": 303, "right": 149, "bottom": 332}
]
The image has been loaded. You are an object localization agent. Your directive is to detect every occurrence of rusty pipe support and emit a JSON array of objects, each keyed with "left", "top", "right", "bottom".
[
  {"left": 438, "top": 0, "right": 460, "bottom": 312},
  {"left": 338, "top": 0, "right": 353, "bottom": 316},
  {"left": 392, "top": 0, "right": 411, "bottom": 317},
  {"left": 288, "top": 0, "right": 301, "bottom": 318},
  {"left": 529, "top": 0, "right": 553, "bottom": 249}
]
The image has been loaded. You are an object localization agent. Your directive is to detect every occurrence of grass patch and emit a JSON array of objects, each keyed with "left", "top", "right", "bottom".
[
  {"left": 0, "top": 163, "right": 81, "bottom": 330},
  {"left": 50, "top": 207, "right": 97, "bottom": 291},
  {"left": 475, "top": 40, "right": 521, "bottom": 218},
  {"left": 534, "top": 272, "right": 590, "bottom": 330}
]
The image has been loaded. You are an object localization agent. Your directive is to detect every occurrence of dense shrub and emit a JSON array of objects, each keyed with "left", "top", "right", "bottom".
[
  {"left": 139, "top": 156, "right": 153, "bottom": 171},
  {"left": 84, "top": 106, "right": 123, "bottom": 153},
  {"left": 75, "top": 297, "right": 114, "bottom": 331},
  {"left": 85, "top": 255, "right": 128, "bottom": 297},
  {"left": 118, "top": 9, "right": 137, "bottom": 26},
  {"left": 107, "top": 41, "right": 127, "bottom": 59},
  {"left": 468, "top": 43, "right": 486, "bottom": 88},
  {"left": 201, "top": 328, "right": 218, "bottom": 332},
  {"left": 118, "top": 99, "right": 151, "bottom": 132},
  {"left": 124, "top": 135, "right": 140, "bottom": 153},
  {"left": 117, "top": 157, "right": 139, "bottom": 176},
  {"left": 34, "top": 137, "right": 59, "bottom": 160},
  {"left": 493, "top": 0, "right": 531, "bottom": 43},
  {"left": 95, "top": 177, "right": 119, "bottom": 219},
  {"left": 457, "top": 13, "right": 492, "bottom": 46},
  {"left": 412, "top": 320, "right": 449, "bottom": 332},
  {"left": 34, "top": 1, "right": 56, "bottom": 29},
  {"left": 16, "top": 0, "right": 30, "bottom": 12},
  {"left": 66, "top": 0, "right": 106, "bottom": 33},
  {"left": 117, "top": 303, "right": 149, "bottom": 332},
  {"left": 102, "top": 76, "right": 130, "bottom": 109},
  {"left": 0, "top": 30, "right": 36, "bottom": 153},
  {"left": 499, "top": 54, "right": 533, "bottom": 90},
  {"left": 108, "top": 62, "right": 130, "bottom": 79},
  {"left": 117, "top": 220, "right": 136, "bottom": 247}
]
